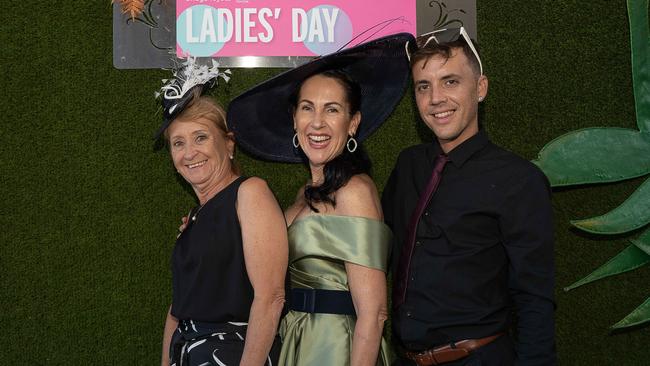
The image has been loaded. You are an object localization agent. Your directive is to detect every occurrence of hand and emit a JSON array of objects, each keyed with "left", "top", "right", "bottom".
[{"left": 176, "top": 213, "right": 189, "bottom": 238}]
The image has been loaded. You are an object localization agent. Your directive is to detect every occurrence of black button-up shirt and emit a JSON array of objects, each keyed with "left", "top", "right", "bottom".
[{"left": 382, "top": 131, "right": 556, "bottom": 365}]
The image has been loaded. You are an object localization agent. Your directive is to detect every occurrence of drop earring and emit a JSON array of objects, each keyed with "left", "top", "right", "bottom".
[{"left": 346, "top": 136, "right": 358, "bottom": 153}]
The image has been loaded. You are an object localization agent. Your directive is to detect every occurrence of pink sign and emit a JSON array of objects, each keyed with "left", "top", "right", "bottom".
[{"left": 176, "top": 0, "right": 416, "bottom": 57}]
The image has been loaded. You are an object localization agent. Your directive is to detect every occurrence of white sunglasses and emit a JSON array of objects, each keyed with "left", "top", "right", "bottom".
[{"left": 406, "top": 26, "right": 483, "bottom": 75}]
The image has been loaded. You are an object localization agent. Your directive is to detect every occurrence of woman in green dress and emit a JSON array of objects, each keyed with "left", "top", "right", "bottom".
[
  {"left": 279, "top": 69, "right": 391, "bottom": 365},
  {"left": 227, "top": 34, "right": 414, "bottom": 365}
]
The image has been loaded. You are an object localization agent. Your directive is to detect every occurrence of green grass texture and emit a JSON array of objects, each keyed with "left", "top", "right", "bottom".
[{"left": 1, "top": 1, "right": 649, "bottom": 364}]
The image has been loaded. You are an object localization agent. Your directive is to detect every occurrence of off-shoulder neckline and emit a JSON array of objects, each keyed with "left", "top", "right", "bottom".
[{"left": 288, "top": 213, "right": 386, "bottom": 229}]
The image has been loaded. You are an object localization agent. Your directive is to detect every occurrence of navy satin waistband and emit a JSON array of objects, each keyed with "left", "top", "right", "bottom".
[{"left": 289, "top": 288, "right": 356, "bottom": 315}]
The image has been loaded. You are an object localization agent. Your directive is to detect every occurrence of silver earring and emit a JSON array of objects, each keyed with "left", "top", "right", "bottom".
[
  {"left": 229, "top": 155, "right": 234, "bottom": 160},
  {"left": 292, "top": 133, "right": 300, "bottom": 148},
  {"left": 346, "top": 136, "right": 358, "bottom": 153},
  {"left": 478, "top": 96, "right": 484, "bottom": 102}
]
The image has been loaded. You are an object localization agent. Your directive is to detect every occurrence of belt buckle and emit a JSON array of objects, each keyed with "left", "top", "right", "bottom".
[
  {"left": 414, "top": 349, "right": 435, "bottom": 366},
  {"left": 405, "top": 349, "right": 437, "bottom": 366},
  {"left": 406, "top": 345, "right": 468, "bottom": 366}
]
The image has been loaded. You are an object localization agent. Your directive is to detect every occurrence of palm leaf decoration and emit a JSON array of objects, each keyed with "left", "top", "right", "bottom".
[{"left": 532, "top": 0, "right": 650, "bottom": 330}]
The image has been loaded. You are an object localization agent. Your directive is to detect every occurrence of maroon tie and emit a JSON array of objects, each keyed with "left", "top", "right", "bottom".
[{"left": 393, "top": 153, "right": 449, "bottom": 309}]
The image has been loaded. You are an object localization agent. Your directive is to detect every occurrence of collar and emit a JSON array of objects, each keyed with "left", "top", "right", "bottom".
[{"left": 430, "top": 130, "right": 489, "bottom": 168}]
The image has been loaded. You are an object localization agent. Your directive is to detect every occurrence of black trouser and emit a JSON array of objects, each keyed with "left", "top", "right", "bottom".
[{"left": 393, "top": 334, "right": 515, "bottom": 366}]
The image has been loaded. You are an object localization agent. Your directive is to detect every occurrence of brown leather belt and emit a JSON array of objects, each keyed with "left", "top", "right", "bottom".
[{"left": 404, "top": 333, "right": 504, "bottom": 366}]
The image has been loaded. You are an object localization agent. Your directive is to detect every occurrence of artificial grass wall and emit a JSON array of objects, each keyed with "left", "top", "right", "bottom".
[{"left": 1, "top": 0, "right": 649, "bottom": 364}]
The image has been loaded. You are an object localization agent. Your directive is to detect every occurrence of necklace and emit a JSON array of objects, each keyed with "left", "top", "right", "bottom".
[
  {"left": 191, "top": 175, "right": 237, "bottom": 222},
  {"left": 191, "top": 203, "right": 206, "bottom": 222}
]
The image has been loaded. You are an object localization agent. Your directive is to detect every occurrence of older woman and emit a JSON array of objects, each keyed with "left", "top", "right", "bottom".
[
  {"left": 227, "top": 34, "right": 414, "bottom": 366},
  {"left": 157, "top": 83, "right": 287, "bottom": 366}
]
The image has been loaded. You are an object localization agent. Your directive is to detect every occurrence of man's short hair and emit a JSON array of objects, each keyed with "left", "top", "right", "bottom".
[{"left": 409, "top": 37, "right": 482, "bottom": 77}]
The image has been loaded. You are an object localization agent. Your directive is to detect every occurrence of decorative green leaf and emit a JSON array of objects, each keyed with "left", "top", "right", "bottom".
[
  {"left": 611, "top": 297, "right": 650, "bottom": 329},
  {"left": 631, "top": 226, "right": 650, "bottom": 255},
  {"left": 532, "top": 129, "right": 650, "bottom": 186},
  {"left": 571, "top": 177, "right": 650, "bottom": 234},
  {"left": 552, "top": 0, "right": 650, "bottom": 334},
  {"left": 564, "top": 243, "right": 650, "bottom": 291},
  {"left": 628, "top": 0, "right": 650, "bottom": 131}
]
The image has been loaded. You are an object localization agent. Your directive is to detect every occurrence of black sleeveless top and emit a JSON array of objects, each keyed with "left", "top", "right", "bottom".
[{"left": 171, "top": 176, "right": 254, "bottom": 322}]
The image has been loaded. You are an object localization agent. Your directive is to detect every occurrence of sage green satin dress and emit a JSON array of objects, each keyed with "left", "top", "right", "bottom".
[{"left": 279, "top": 215, "right": 392, "bottom": 366}]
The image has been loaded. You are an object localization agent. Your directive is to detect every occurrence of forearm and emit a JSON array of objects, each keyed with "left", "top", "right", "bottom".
[
  {"left": 350, "top": 312, "right": 387, "bottom": 366},
  {"left": 344, "top": 259, "right": 388, "bottom": 366},
  {"left": 240, "top": 294, "right": 285, "bottom": 366},
  {"left": 161, "top": 306, "right": 178, "bottom": 366}
]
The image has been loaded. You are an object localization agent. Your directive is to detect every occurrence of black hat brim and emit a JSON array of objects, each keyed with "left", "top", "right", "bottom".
[{"left": 227, "top": 32, "right": 415, "bottom": 163}]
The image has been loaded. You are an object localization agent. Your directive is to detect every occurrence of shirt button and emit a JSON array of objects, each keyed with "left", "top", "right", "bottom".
[
  {"left": 410, "top": 276, "right": 415, "bottom": 281},
  {"left": 424, "top": 211, "right": 429, "bottom": 216},
  {"left": 406, "top": 311, "right": 412, "bottom": 317},
  {"left": 415, "top": 241, "right": 421, "bottom": 246}
]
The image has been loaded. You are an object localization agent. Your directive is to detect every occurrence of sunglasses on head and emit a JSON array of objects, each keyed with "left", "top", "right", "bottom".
[{"left": 406, "top": 26, "right": 483, "bottom": 75}]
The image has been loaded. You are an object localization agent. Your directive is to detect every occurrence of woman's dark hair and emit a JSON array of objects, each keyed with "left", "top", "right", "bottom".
[{"left": 289, "top": 69, "right": 371, "bottom": 212}]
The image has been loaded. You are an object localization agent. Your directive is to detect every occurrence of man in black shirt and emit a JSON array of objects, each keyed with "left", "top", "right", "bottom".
[{"left": 382, "top": 28, "right": 556, "bottom": 365}]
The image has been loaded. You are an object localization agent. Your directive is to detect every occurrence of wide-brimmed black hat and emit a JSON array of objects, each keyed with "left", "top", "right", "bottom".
[{"left": 227, "top": 32, "right": 415, "bottom": 163}]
